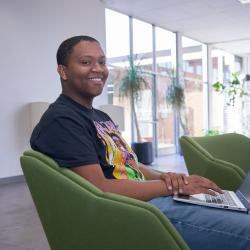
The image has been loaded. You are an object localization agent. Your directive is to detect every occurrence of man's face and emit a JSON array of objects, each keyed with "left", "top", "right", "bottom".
[{"left": 58, "top": 40, "right": 109, "bottom": 101}]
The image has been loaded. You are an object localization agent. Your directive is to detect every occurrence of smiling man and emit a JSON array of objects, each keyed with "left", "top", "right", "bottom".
[
  {"left": 57, "top": 36, "right": 108, "bottom": 108},
  {"left": 30, "top": 36, "right": 250, "bottom": 250}
]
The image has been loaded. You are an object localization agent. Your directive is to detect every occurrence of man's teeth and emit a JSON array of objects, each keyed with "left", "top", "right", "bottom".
[{"left": 89, "top": 77, "right": 102, "bottom": 80}]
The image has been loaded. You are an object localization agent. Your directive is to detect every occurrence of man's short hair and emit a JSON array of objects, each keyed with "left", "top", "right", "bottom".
[{"left": 56, "top": 35, "right": 99, "bottom": 66}]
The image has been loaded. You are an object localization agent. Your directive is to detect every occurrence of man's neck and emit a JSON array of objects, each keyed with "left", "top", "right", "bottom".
[{"left": 61, "top": 91, "right": 93, "bottom": 109}]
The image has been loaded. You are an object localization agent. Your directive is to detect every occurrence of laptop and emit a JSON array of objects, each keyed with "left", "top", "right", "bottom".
[{"left": 173, "top": 172, "right": 250, "bottom": 214}]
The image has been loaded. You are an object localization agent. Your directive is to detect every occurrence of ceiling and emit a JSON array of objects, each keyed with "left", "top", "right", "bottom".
[{"left": 101, "top": 0, "right": 250, "bottom": 57}]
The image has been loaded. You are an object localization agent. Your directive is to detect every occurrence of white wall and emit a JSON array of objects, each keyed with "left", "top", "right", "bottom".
[{"left": 0, "top": 0, "right": 107, "bottom": 178}]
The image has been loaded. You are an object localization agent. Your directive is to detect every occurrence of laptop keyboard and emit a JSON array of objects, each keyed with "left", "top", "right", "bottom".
[{"left": 205, "top": 192, "right": 237, "bottom": 206}]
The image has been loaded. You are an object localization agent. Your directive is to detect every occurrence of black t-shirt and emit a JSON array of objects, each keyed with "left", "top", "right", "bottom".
[{"left": 30, "top": 94, "right": 144, "bottom": 180}]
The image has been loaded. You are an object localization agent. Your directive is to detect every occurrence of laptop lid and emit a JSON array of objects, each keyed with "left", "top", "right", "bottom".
[{"left": 236, "top": 172, "right": 250, "bottom": 209}]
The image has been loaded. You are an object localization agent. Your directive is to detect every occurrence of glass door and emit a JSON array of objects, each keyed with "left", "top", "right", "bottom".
[{"left": 155, "top": 27, "right": 176, "bottom": 156}]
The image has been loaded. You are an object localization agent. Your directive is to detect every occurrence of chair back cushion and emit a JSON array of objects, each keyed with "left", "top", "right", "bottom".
[{"left": 193, "top": 133, "right": 250, "bottom": 174}]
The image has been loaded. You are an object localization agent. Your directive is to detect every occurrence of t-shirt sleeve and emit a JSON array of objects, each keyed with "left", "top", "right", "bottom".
[{"left": 31, "top": 116, "right": 99, "bottom": 168}]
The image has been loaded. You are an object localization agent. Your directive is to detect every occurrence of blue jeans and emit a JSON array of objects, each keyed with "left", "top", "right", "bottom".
[{"left": 149, "top": 197, "right": 250, "bottom": 250}]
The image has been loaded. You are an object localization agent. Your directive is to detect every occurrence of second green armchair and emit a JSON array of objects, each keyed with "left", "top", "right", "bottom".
[{"left": 180, "top": 133, "right": 250, "bottom": 191}]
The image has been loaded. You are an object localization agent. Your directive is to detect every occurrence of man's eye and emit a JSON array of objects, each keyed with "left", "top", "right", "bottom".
[
  {"left": 100, "top": 61, "right": 106, "bottom": 65},
  {"left": 81, "top": 60, "right": 91, "bottom": 65}
]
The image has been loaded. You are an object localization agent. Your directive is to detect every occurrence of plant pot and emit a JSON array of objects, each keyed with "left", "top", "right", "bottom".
[{"left": 131, "top": 141, "right": 154, "bottom": 165}]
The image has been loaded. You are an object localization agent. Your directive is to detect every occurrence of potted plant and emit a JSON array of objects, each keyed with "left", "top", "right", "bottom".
[
  {"left": 165, "top": 69, "right": 189, "bottom": 154},
  {"left": 212, "top": 72, "right": 248, "bottom": 133},
  {"left": 212, "top": 72, "right": 247, "bottom": 106},
  {"left": 119, "top": 56, "right": 153, "bottom": 164},
  {"left": 166, "top": 69, "right": 189, "bottom": 135}
]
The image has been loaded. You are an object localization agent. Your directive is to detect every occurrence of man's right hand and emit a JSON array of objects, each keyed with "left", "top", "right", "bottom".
[{"left": 182, "top": 175, "right": 223, "bottom": 196}]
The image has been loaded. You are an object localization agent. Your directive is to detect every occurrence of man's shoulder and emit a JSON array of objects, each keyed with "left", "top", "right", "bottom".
[
  {"left": 30, "top": 99, "right": 89, "bottom": 146},
  {"left": 39, "top": 104, "right": 75, "bottom": 127},
  {"left": 49, "top": 101, "right": 76, "bottom": 116},
  {"left": 46, "top": 95, "right": 85, "bottom": 120},
  {"left": 41, "top": 94, "right": 111, "bottom": 125}
]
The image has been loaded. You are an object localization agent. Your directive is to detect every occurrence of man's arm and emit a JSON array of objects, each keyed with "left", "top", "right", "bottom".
[
  {"left": 71, "top": 164, "right": 172, "bottom": 201},
  {"left": 138, "top": 163, "right": 222, "bottom": 196},
  {"left": 71, "top": 163, "right": 222, "bottom": 201}
]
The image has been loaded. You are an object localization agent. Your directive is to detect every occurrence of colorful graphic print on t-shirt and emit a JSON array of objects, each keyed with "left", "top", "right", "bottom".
[{"left": 94, "top": 120, "right": 144, "bottom": 180}]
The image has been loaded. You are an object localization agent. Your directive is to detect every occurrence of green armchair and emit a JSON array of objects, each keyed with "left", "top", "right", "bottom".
[
  {"left": 20, "top": 150, "right": 188, "bottom": 250},
  {"left": 180, "top": 133, "right": 250, "bottom": 191}
]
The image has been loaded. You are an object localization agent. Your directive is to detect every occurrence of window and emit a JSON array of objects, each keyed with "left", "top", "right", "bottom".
[
  {"left": 182, "top": 36, "right": 207, "bottom": 136},
  {"left": 211, "top": 49, "right": 244, "bottom": 133},
  {"left": 105, "top": 9, "right": 131, "bottom": 141}
]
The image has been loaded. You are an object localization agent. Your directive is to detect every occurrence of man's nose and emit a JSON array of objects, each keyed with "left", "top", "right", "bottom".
[{"left": 92, "top": 62, "right": 104, "bottom": 72}]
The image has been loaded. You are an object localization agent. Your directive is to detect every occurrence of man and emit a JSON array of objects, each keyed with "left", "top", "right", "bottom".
[{"left": 31, "top": 36, "right": 250, "bottom": 249}]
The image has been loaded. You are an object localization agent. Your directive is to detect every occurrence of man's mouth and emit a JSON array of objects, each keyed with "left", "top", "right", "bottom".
[{"left": 88, "top": 77, "right": 104, "bottom": 84}]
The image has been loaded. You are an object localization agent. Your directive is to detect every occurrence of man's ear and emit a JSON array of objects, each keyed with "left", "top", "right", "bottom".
[{"left": 57, "top": 65, "right": 68, "bottom": 81}]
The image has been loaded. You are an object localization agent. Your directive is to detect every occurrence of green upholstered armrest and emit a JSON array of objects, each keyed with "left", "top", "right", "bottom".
[
  {"left": 21, "top": 150, "right": 189, "bottom": 250},
  {"left": 180, "top": 136, "right": 246, "bottom": 191}
]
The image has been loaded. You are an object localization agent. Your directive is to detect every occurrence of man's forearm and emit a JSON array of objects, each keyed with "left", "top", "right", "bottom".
[
  {"left": 139, "top": 163, "right": 162, "bottom": 180},
  {"left": 71, "top": 163, "right": 171, "bottom": 201},
  {"left": 98, "top": 178, "right": 172, "bottom": 201}
]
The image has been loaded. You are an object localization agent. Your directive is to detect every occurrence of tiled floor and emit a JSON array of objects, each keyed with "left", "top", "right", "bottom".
[
  {"left": 0, "top": 154, "right": 187, "bottom": 250},
  {"left": 150, "top": 153, "right": 188, "bottom": 174},
  {"left": 0, "top": 181, "right": 49, "bottom": 250}
]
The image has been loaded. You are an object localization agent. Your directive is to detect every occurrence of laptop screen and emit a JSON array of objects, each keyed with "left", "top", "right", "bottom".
[{"left": 239, "top": 172, "right": 250, "bottom": 202}]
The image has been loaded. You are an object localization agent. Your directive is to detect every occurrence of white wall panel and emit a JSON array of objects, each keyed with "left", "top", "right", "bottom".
[{"left": 0, "top": 0, "right": 107, "bottom": 178}]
